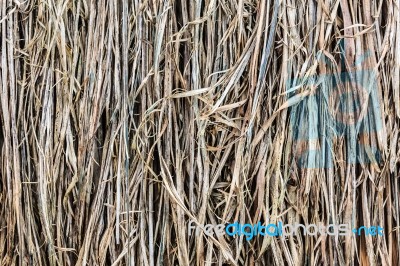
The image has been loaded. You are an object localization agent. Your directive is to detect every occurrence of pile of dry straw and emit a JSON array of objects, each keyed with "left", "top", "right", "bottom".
[{"left": 1, "top": 0, "right": 399, "bottom": 265}]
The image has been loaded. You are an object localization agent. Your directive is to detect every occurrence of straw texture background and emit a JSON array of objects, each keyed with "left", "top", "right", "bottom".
[{"left": 0, "top": 0, "right": 399, "bottom": 265}]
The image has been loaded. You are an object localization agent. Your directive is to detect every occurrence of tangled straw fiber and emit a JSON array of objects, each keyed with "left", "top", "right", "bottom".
[{"left": 0, "top": 0, "right": 400, "bottom": 265}]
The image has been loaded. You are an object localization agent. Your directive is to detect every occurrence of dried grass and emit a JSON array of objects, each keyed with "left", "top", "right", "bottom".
[{"left": 0, "top": 0, "right": 399, "bottom": 265}]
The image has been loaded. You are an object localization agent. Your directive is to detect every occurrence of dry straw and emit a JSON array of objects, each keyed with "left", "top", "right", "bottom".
[{"left": 0, "top": 0, "right": 399, "bottom": 265}]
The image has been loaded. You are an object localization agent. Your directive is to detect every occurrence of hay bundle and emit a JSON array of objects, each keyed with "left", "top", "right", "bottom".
[{"left": 0, "top": 0, "right": 399, "bottom": 265}]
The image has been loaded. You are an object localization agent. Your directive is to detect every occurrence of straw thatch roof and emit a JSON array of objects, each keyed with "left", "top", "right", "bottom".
[{"left": 0, "top": 0, "right": 399, "bottom": 265}]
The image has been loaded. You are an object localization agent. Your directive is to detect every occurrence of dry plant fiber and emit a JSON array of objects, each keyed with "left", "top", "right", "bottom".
[{"left": 1, "top": 0, "right": 400, "bottom": 265}]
